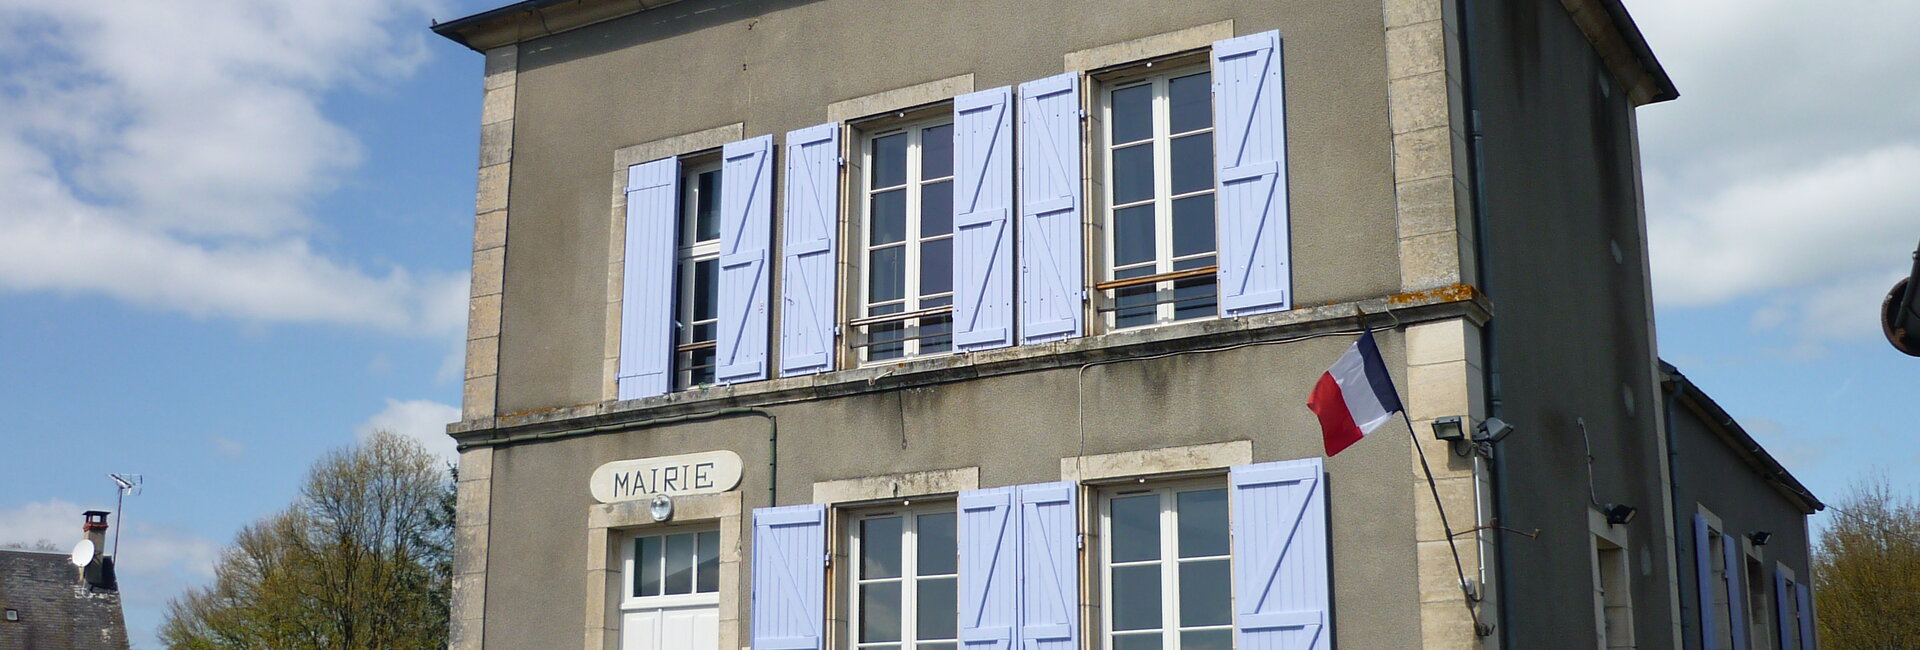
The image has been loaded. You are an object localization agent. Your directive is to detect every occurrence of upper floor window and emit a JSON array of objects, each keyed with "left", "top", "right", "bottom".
[
  {"left": 676, "top": 160, "right": 722, "bottom": 389},
  {"left": 851, "top": 506, "right": 958, "bottom": 650},
  {"left": 1102, "top": 68, "right": 1217, "bottom": 330},
  {"left": 860, "top": 121, "right": 956, "bottom": 361},
  {"left": 1102, "top": 482, "right": 1231, "bottom": 650}
]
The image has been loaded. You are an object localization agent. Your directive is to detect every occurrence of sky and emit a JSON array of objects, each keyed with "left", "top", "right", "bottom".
[{"left": 0, "top": 1, "right": 1915, "bottom": 647}]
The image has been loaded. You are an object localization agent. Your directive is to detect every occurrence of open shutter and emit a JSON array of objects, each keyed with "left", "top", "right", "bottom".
[
  {"left": 1211, "top": 30, "right": 1292, "bottom": 317},
  {"left": 1694, "top": 514, "right": 1716, "bottom": 647},
  {"left": 958, "top": 487, "right": 1018, "bottom": 650},
  {"left": 780, "top": 123, "right": 841, "bottom": 376},
  {"left": 716, "top": 135, "right": 774, "bottom": 384},
  {"left": 1231, "top": 458, "right": 1329, "bottom": 650},
  {"left": 750, "top": 504, "right": 826, "bottom": 650},
  {"left": 1017, "top": 482, "right": 1078, "bottom": 650},
  {"left": 1726, "top": 540, "right": 1749, "bottom": 649},
  {"left": 1016, "top": 73, "right": 1085, "bottom": 344},
  {"left": 1774, "top": 571, "right": 1793, "bottom": 650},
  {"left": 617, "top": 158, "right": 679, "bottom": 399},
  {"left": 1794, "top": 583, "right": 1814, "bottom": 650},
  {"left": 952, "top": 86, "right": 1015, "bottom": 351}
]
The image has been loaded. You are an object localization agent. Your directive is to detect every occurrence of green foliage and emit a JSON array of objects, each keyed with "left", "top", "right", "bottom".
[
  {"left": 1812, "top": 475, "right": 1920, "bottom": 648},
  {"left": 159, "top": 431, "right": 454, "bottom": 650}
]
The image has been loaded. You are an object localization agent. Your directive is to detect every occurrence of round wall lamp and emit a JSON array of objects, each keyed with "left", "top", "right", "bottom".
[{"left": 649, "top": 494, "right": 674, "bottom": 522}]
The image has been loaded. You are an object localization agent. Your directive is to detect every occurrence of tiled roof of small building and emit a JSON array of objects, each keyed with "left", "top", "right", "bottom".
[{"left": 0, "top": 550, "right": 130, "bottom": 650}]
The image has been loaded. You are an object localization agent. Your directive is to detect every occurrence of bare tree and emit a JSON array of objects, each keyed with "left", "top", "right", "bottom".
[
  {"left": 1812, "top": 474, "right": 1920, "bottom": 649},
  {"left": 1, "top": 540, "right": 62, "bottom": 552},
  {"left": 159, "top": 431, "right": 453, "bottom": 650}
]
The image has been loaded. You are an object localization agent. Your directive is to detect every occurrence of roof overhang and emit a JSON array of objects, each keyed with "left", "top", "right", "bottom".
[
  {"left": 432, "top": 0, "right": 683, "bottom": 52},
  {"left": 1559, "top": 0, "right": 1680, "bottom": 105},
  {"left": 1661, "top": 361, "right": 1824, "bottom": 515}
]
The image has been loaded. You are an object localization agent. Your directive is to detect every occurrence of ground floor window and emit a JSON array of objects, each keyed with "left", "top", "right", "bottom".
[
  {"left": 621, "top": 527, "right": 720, "bottom": 650},
  {"left": 852, "top": 505, "right": 958, "bottom": 650},
  {"left": 1102, "top": 482, "right": 1232, "bottom": 650}
]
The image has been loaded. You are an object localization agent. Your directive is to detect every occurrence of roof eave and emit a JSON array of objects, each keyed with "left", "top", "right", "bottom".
[{"left": 1661, "top": 361, "right": 1825, "bottom": 514}]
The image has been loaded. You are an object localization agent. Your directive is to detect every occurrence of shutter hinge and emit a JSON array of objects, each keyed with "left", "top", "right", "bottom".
[
  {"left": 836, "top": 156, "right": 847, "bottom": 167},
  {"left": 824, "top": 554, "right": 833, "bottom": 568},
  {"left": 833, "top": 325, "right": 842, "bottom": 336},
  {"left": 1078, "top": 109, "right": 1088, "bottom": 120},
  {"left": 1076, "top": 533, "right": 1085, "bottom": 550}
]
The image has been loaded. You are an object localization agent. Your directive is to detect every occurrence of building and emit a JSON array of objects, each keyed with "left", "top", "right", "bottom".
[
  {"left": 429, "top": 0, "right": 1820, "bottom": 648},
  {"left": 0, "top": 513, "right": 130, "bottom": 650}
]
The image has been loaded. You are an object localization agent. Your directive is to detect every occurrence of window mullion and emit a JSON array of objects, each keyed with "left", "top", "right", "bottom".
[
  {"left": 1154, "top": 76, "right": 1177, "bottom": 324},
  {"left": 904, "top": 126, "right": 924, "bottom": 357},
  {"left": 1162, "top": 488, "right": 1180, "bottom": 647}
]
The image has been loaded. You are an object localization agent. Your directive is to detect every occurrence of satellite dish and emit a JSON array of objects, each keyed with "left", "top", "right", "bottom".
[{"left": 69, "top": 539, "right": 95, "bottom": 567}]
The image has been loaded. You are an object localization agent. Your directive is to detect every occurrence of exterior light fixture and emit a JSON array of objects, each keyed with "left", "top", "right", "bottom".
[
  {"left": 1431, "top": 416, "right": 1466, "bottom": 441},
  {"left": 1748, "top": 531, "right": 1772, "bottom": 546},
  {"left": 1432, "top": 416, "right": 1516, "bottom": 458},
  {"left": 1474, "top": 417, "right": 1515, "bottom": 444},
  {"left": 648, "top": 494, "right": 674, "bottom": 522},
  {"left": 1603, "top": 503, "right": 1638, "bottom": 526}
]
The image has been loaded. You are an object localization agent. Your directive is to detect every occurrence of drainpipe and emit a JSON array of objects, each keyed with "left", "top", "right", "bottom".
[
  {"left": 1663, "top": 372, "right": 1687, "bottom": 645},
  {"left": 1452, "top": 0, "right": 1510, "bottom": 645}
]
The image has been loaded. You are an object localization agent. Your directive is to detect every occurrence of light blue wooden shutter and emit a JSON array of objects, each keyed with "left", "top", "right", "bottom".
[
  {"left": 1017, "top": 482, "right": 1078, "bottom": 650},
  {"left": 1794, "top": 582, "right": 1814, "bottom": 650},
  {"left": 1694, "top": 514, "right": 1716, "bottom": 647},
  {"left": 617, "top": 158, "right": 679, "bottom": 399},
  {"left": 780, "top": 123, "right": 841, "bottom": 377},
  {"left": 958, "top": 487, "right": 1018, "bottom": 650},
  {"left": 1016, "top": 73, "right": 1084, "bottom": 344},
  {"left": 952, "top": 86, "right": 1015, "bottom": 351},
  {"left": 1230, "top": 458, "right": 1329, "bottom": 650},
  {"left": 1774, "top": 571, "right": 1793, "bottom": 650},
  {"left": 751, "top": 504, "right": 826, "bottom": 650},
  {"left": 1725, "top": 539, "right": 1748, "bottom": 649},
  {"left": 716, "top": 135, "right": 774, "bottom": 384},
  {"left": 1211, "top": 30, "right": 1292, "bottom": 317}
]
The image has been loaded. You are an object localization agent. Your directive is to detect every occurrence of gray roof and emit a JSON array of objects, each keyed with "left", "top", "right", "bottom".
[{"left": 0, "top": 550, "right": 129, "bottom": 650}]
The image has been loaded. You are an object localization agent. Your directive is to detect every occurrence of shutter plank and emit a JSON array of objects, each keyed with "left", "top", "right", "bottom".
[
  {"left": 1211, "top": 30, "right": 1293, "bottom": 317},
  {"left": 958, "top": 487, "right": 1018, "bottom": 650},
  {"left": 953, "top": 86, "right": 1016, "bottom": 351},
  {"left": 750, "top": 504, "right": 826, "bottom": 650},
  {"left": 780, "top": 123, "right": 842, "bottom": 376},
  {"left": 716, "top": 135, "right": 774, "bottom": 384},
  {"left": 617, "top": 158, "right": 679, "bottom": 399},
  {"left": 1017, "top": 482, "right": 1078, "bottom": 650},
  {"left": 1231, "top": 458, "right": 1329, "bottom": 650},
  {"left": 1016, "top": 73, "right": 1085, "bottom": 344}
]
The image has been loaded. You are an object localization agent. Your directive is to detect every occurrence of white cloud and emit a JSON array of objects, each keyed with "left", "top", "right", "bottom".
[
  {"left": 356, "top": 398, "right": 462, "bottom": 463},
  {"left": 0, "top": 0, "right": 460, "bottom": 336}
]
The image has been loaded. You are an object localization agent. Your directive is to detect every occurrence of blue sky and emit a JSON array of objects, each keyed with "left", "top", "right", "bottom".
[{"left": 0, "top": 0, "right": 1914, "bottom": 647}]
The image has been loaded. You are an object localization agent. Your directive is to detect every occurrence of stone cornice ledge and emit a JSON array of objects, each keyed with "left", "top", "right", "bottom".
[{"left": 448, "top": 285, "right": 1492, "bottom": 441}]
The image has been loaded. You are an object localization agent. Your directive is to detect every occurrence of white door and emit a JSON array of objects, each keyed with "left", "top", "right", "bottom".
[{"left": 622, "top": 528, "right": 722, "bottom": 650}]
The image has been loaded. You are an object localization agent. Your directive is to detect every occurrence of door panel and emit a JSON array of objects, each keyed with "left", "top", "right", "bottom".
[{"left": 623, "top": 603, "right": 718, "bottom": 650}]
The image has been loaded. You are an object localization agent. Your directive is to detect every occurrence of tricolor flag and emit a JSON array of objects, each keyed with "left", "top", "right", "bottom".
[{"left": 1308, "top": 330, "right": 1404, "bottom": 456}]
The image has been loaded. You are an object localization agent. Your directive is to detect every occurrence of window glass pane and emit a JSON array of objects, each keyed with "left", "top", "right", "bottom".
[
  {"left": 1113, "top": 266, "right": 1158, "bottom": 329},
  {"left": 1179, "top": 629, "right": 1233, "bottom": 650},
  {"left": 1111, "top": 143, "right": 1155, "bottom": 206},
  {"left": 1111, "top": 84, "right": 1153, "bottom": 145},
  {"left": 922, "top": 124, "right": 954, "bottom": 180},
  {"left": 1111, "top": 633, "right": 1163, "bottom": 650},
  {"left": 918, "top": 512, "right": 957, "bottom": 575},
  {"left": 689, "top": 348, "right": 715, "bottom": 386},
  {"left": 1178, "top": 559, "right": 1231, "bottom": 626},
  {"left": 1110, "top": 494, "right": 1161, "bottom": 563},
  {"left": 692, "top": 322, "right": 715, "bottom": 344},
  {"left": 696, "top": 531, "right": 719, "bottom": 593},
  {"left": 664, "top": 533, "right": 694, "bottom": 595},
  {"left": 871, "top": 189, "right": 908, "bottom": 245},
  {"left": 1176, "top": 489, "right": 1228, "bottom": 558},
  {"left": 917, "top": 644, "right": 957, "bottom": 650},
  {"left": 869, "top": 246, "right": 906, "bottom": 304},
  {"left": 869, "top": 303, "right": 905, "bottom": 360},
  {"left": 1171, "top": 194, "right": 1215, "bottom": 258},
  {"left": 920, "top": 237, "right": 952, "bottom": 297},
  {"left": 862, "top": 516, "right": 903, "bottom": 579},
  {"left": 1172, "top": 257, "right": 1217, "bottom": 322},
  {"left": 692, "top": 258, "right": 719, "bottom": 322},
  {"left": 921, "top": 180, "right": 953, "bottom": 237},
  {"left": 919, "top": 297, "right": 952, "bottom": 355},
  {"left": 1169, "top": 72, "right": 1212, "bottom": 134},
  {"left": 1113, "top": 204, "right": 1156, "bottom": 268},
  {"left": 1110, "top": 564, "right": 1163, "bottom": 631},
  {"left": 1170, "top": 134, "right": 1213, "bottom": 196},
  {"left": 860, "top": 581, "right": 903, "bottom": 643},
  {"left": 635, "top": 536, "right": 662, "bottom": 597},
  {"left": 873, "top": 133, "right": 908, "bottom": 189},
  {"left": 916, "top": 576, "right": 958, "bottom": 640},
  {"left": 695, "top": 169, "right": 722, "bottom": 242}
]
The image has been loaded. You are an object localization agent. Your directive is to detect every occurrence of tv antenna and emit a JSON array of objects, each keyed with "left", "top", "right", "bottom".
[{"left": 108, "top": 474, "right": 142, "bottom": 559}]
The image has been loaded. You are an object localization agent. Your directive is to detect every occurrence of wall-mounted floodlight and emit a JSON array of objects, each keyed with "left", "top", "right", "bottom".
[
  {"left": 1748, "top": 531, "right": 1772, "bottom": 546},
  {"left": 1432, "top": 416, "right": 1517, "bottom": 458},
  {"left": 1604, "top": 503, "right": 1638, "bottom": 526},
  {"left": 1431, "top": 417, "right": 1466, "bottom": 441},
  {"left": 1474, "top": 417, "right": 1515, "bottom": 444}
]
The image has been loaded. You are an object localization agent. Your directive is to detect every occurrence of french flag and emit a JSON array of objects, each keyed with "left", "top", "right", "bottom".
[{"left": 1308, "top": 330, "right": 1404, "bottom": 456}]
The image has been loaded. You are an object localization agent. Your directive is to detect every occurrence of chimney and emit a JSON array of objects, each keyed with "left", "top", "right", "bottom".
[{"left": 79, "top": 510, "right": 116, "bottom": 590}]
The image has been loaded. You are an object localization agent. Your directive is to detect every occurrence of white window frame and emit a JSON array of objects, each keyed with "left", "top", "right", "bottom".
[
  {"left": 619, "top": 524, "right": 723, "bottom": 612},
  {"left": 1743, "top": 541, "right": 1771, "bottom": 650},
  {"left": 674, "top": 159, "right": 723, "bottom": 390},
  {"left": 857, "top": 119, "right": 956, "bottom": 363},
  {"left": 847, "top": 503, "right": 958, "bottom": 650},
  {"left": 1099, "top": 478, "right": 1233, "bottom": 650},
  {"left": 1589, "top": 509, "right": 1635, "bottom": 650},
  {"left": 1098, "top": 63, "right": 1218, "bottom": 331}
]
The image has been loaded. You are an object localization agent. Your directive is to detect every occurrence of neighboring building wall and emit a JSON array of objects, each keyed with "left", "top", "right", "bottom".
[{"left": 1464, "top": 0, "right": 1677, "bottom": 647}]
